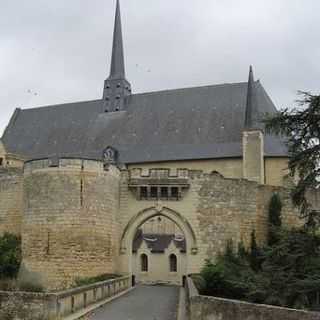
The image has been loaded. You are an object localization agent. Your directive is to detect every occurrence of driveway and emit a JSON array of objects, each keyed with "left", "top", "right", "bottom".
[{"left": 87, "top": 285, "right": 179, "bottom": 320}]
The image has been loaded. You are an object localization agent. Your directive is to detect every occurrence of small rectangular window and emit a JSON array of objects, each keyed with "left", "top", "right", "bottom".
[
  {"left": 140, "top": 187, "right": 148, "bottom": 199},
  {"left": 171, "top": 187, "right": 179, "bottom": 199},
  {"left": 0, "top": 158, "right": 3, "bottom": 167},
  {"left": 150, "top": 187, "right": 158, "bottom": 198},
  {"left": 161, "top": 187, "right": 168, "bottom": 199}
]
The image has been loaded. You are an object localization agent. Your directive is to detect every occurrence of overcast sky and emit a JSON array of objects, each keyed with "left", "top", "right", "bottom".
[{"left": 1, "top": 0, "right": 319, "bottom": 135}]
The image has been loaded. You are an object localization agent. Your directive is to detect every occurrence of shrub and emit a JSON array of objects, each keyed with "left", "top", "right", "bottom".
[
  {"left": 268, "top": 193, "right": 282, "bottom": 246},
  {"left": 199, "top": 228, "right": 320, "bottom": 311},
  {"left": 18, "top": 281, "right": 44, "bottom": 293},
  {"left": 0, "top": 233, "right": 21, "bottom": 279},
  {"left": 73, "top": 273, "right": 121, "bottom": 287}
]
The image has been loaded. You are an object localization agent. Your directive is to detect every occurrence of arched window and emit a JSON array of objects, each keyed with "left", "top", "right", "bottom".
[
  {"left": 169, "top": 254, "right": 177, "bottom": 272},
  {"left": 141, "top": 254, "right": 148, "bottom": 272}
]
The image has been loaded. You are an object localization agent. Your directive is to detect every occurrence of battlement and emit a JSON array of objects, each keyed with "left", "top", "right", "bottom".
[
  {"left": 129, "top": 168, "right": 189, "bottom": 179},
  {"left": 24, "top": 158, "right": 105, "bottom": 174}
]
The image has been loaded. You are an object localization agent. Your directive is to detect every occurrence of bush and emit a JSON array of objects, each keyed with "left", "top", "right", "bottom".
[
  {"left": 199, "top": 228, "right": 320, "bottom": 311},
  {"left": 0, "top": 278, "right": 18, "bottom": 291},
  {"left": 73, "top": 273, "right": 121, "bottom": 287},
  {"left": 18, "top": 281, "right": 44, "bottom": 293},
  {"left": 0, "top": 233, "right": 21, "bottom": 279},
  {"left": 268, "top": 193, "right": 282, "bottom": 246}
]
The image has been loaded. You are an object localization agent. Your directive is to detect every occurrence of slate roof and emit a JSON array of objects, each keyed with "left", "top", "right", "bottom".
[
  {"left": 1, "top": 81, "right": 288, "bottom": 164},
  {"left": 132, "top": 232, "right": 186, "bottom": 253}
]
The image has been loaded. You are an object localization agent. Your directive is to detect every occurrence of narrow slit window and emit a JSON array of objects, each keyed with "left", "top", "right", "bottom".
[
  {"left": 169, "top": 254, "right": 177, "bottom": 272},
  {"left": 141, "top": 254, "right": 148, "bottom": 272}
]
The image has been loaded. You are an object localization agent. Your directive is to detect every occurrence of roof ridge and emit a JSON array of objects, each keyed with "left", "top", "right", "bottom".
[
  {"left": 17, "top": 99, "right": 102, "bottom": 112},
  {"left": 131, "top": 81, "right": 249, "bottom": 98}
]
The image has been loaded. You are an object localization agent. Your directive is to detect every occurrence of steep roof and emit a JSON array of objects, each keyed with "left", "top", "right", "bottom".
[
  {"left": 1, "top": 81, "right": 288, "bottom": 163},
  {"left": 132, "top": 233, "right": 186, "bottom": 253}
]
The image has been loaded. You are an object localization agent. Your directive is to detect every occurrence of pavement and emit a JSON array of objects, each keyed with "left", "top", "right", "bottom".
[{"left": 86, "top": 285, "right": 179, "bottom": 320}]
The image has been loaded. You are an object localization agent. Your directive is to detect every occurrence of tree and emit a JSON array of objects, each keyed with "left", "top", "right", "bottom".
[
  {"left": 0, "top": 233, "right": 21, "bottom": 279},
  {"left": 250, "top": 230, "right": 261, "bottom": 271},
  {"left": 268, "top": 193, "right": 282, "bottom": 246},
  {"left": 264, "top": 92, "right": 320, "bottom": 230}
]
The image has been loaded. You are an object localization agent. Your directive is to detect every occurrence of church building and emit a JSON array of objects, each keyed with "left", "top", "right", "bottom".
[{"left": 0, "top": 1, "right": 310, "bottom": 290}]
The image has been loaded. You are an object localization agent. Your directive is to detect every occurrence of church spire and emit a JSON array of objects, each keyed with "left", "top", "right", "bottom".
[
  {"left": 244, "top": 65, "right": 255, "bottom": 129},
  {"left": 109, "top": 0, "right": 125, "bottom": 79},
  {"left": 103, "top": 0, "right": 131, "bottom": 112}
]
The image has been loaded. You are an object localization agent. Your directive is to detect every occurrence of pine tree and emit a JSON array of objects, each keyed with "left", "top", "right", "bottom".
[
  {"left": 264, "top": 92, "right": 320, "bottom": 230},
  {"left": 268, "top": 193, "right": 282, "bottom": 246},
  {"left": 250, "top": 230, "right": 261, "bottom": 271}
]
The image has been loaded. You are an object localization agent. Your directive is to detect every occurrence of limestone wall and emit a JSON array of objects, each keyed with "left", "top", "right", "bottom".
[
  {"left": 118, "top": 168, "right": 303, "bottom": 277},
  {"left": 0, "top": 291, "right": 58, "bottom": 320},
  {"left": 20, "top": 159, "right": 121, "bottom": 291},
  {"left": 265, "top": 157, "right": 289, "bottom": 186},
  {"left": 0, "top": 168, "right": 23, "bottom": 236},
  {"left": 128, "top": 158, "right": 243, "bottom": 179}
]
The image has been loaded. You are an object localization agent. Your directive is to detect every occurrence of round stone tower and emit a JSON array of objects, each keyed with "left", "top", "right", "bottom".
[{"left": 19, "top": 158, "right": 121, "bottom": 290}]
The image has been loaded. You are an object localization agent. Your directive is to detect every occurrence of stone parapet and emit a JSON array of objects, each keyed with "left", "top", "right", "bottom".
[{"left": 186, "top": 277, "right": 319, "bottom": 320}]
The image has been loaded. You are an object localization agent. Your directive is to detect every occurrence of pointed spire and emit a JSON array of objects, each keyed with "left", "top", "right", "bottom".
[
  {"left": 244, "top": 65, "right": 255, "bottom": 129},
  {"left": 102, "top": 0, "right": 131, "bottom": 112},
  {"left": 109, "top": 0, "right": 125, "bottom": 79}
]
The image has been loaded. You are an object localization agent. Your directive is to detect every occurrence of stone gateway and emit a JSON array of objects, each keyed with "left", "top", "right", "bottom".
[{"left": 0, "top": 0, "right": 317, "bottom": 291}]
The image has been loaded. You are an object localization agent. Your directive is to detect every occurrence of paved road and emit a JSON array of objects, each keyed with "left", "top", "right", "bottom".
[{"left": 88, "top": 285, "right": 179, "bottom": 320}]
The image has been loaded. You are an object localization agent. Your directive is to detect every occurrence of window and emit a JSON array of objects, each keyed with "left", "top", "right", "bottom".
[
  {"left": 169, "top": 254, "right": 177, "bottom": 272},
  {"left": 150, "top": 187, "right": 158, "bottom": 198},
  {"left": 141, "top": 254, "right": 148, "bottom": 272},
  {"left": 160, "top": 187, "right": 168, "bottom": 199},
  {"left": 171, "top": 187, "right": 179, "bottom": 199},
  {"left": 0, "top": 158, "right": 3, "bottom": 167},
  {"left": 140, "top": 187, "right": 148, "bottom": 199}
]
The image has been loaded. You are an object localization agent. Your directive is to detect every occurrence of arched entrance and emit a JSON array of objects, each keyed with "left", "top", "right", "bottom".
[{"left": 119, "top": 206, "right": 197, "bottom": 285}]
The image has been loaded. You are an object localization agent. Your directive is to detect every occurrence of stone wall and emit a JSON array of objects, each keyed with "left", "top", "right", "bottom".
[
  {"left": 186, "top": 277, "right": 319, "bottom": 320},
  {"left": 0, "top": 291, "right": 58, "bottom": 320},
  {"left": 118, "top": 168, "right": 304, "bottom": 277},
  {"left": 0, "top": 168, "right": 23, "bottom": 236},
  {"left": 20, "top": 159, "right": 121, "bottom": 291},
  {"left": 196, "top": 171, "right": 302, "bottom": 254}
]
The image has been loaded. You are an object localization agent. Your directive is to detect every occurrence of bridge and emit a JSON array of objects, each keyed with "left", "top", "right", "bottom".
[{"left": 86, "top": 285, "right": 182, "bottom": 320}]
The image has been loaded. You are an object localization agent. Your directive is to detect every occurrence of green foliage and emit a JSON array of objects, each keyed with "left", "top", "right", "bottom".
[
  {"left": 249, "top": 230, "right": 262, "bottom": 271},
  {"left": 268, "top": 194, "right": 282, "bottom": 246},
  {"left": 18, "top": 281, "right": 44, "bottom": 293},
  {"left": 264, "top": 92, "right": 320, "bottom": 230},
  {"left": 201, "top": 242, "right": 254, "bottom": 300},
  {"left": 0, "top": 233, "right": 21, "bottom": 279},
  {"left": 200, "top": 227, "right": 320, "bottom": 311},
  {"left": 73, "top": 273, "right": 121, "bottom": 287}
]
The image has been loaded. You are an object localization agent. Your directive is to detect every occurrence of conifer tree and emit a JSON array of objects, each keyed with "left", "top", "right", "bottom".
[
  {"left": 268, "top": 193, "right": 282, "bottom": 246},
  {"left": 250, "top": 230, "right": 260, "bottom": 271},
  {"left": 264, "top": 92, "right": 320, "bottom": 230}
]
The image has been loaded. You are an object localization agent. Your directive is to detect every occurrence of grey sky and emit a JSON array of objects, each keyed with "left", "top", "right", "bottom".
[{"left": 1, "top": 0, "right": 319, "bottom": 135}]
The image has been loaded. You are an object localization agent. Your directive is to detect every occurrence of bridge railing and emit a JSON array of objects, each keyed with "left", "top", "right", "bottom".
[{"left": 57, "top": 275, "right": 131, "bottom": 318}]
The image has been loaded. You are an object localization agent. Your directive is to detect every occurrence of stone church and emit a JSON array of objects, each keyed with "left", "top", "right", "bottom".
[{"left": 0, "top": 1, "right": 313, "bottom": 290}]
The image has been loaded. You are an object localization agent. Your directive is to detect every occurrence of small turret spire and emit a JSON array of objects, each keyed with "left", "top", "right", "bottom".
[
  {"left": 244, "top": 65, "right": 255, "bottom": 129},
  {"left": 102, "top": 0, "right": 131, "bottom": 112},
  {"left": 110, "top": 0, "right": 125, "bottom": 79}
]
